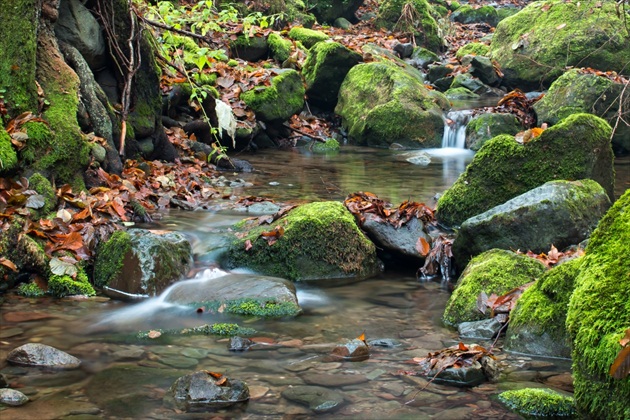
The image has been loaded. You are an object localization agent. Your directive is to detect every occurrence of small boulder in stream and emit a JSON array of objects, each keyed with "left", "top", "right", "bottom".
[
  {"left": 330, "top": 337, "right": 370, "bottom": 361},
  {"left": 7, "top": 343, "right": 81, "bottom": 369},
  {"left": 362, "top": 213, "right": 432, "bottom": 262},
  {"left": 164, "top": 371, "right": 249, "bottom": 412}
]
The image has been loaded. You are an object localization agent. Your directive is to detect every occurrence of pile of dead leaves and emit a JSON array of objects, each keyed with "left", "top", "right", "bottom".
[
  {"left": 495, "top": 89, "right": 538, "bottom": 128},
  {"left": 417, "top": 234, "right": 453, "bottom": 281},
  {"left": 399, "top": 342, "right": 494, "bottom": 379},
  {"left": 476, "top": 282, "right": 534, "bottom": 324},
  {"left": 344, "top": 191, "right": 435, "bottom": 228},
  {"left": 518, "top": 244, "right": 584, "bottom": 268}
]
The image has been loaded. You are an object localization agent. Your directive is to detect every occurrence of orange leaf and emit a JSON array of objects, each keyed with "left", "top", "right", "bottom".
[
  {"left": 609, "top": 346, "right": 630, "bottom": 379},
  {"left": 531, "top": 127, "right": 545, "bottom": 138},
  {"left": 416, "top": 237, "right": 431, "bottom": 256},
  {"left": 458, "top": 342, "right": 468, "bottom": 351},
  {"left": 620, "top": 328, "right": 630, "bottom": 347},
  {"left": 0, "top": 257, "right": 17, "bottom": 271}
]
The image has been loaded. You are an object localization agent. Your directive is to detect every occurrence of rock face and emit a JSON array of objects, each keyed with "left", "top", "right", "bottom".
[
  {"left": 7, "top": 343, "right": 81, "bottom": 369},
  {"left": 222, "top": 201, "right": 382, "bottom": 282},
  {"left": 533, "top": 69, "right": 630, "bottom": 155},
  {"left": 336, "top": 61, "right": 448, "bottom": 148},
  {"left": 240, "top": 69, "right": 305, "bottom": 122},
  {"left": 505, "top": 257, "right": 582, "bottom": 359},
  {"left": 229, "top": 35, "right": 269, "bottom": 62},
  {"left": 465, "top": 113, "right": 522, "bottom": 151},
  {"left": 452, "top": 180, "right": 611, "bottom": 264},
  {"left": 362, "top": 213, "right": 432, "bottom": 261},
  {"left": 436, "top": 113, "right": 615, "bottom": 227},
  {"left": 302, "top": 41, "right": 362, "bottom": 109},
  {"left": 566, "top": 189, "right": 630, "bottom": 419},
  {"left": 376, "top": 0, "right": 443, "bottom": 52},
  {"left": 282, "top": 385, "right": 345, "bottom": 413},
  {"left": 94, "top": 229, "right": 193, "bottom": 298},
  {"left": 490, "top": 0, "right": 630, "bottom": 89},
  {"left": 443, "top": 249, "right": 546, "bottom": 327},
  {"left": 164, "top": 371, "right": 249, "bottom": 412},
  {"left": 162, "top": 270, "right": 301, "bottom": 317}
]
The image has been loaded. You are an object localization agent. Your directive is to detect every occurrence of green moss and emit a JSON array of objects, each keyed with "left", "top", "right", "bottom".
[
  {"left": 227, "top": 59, "right": 239, "bottom": 67},
  {"left": 312, "top": 138, "right": 340, "bottom": 153},
  {"left": 465, "top": 113, "right": 523, "bottom": 151},
  {"left": 167, "top": 34, "right": 199, "bottom": 52},
  {"left": 443, "top": 249, "right": 546, "bottom": 326},
  {"left": 499, "top": 388, "right": 576, "bottom": 417},
  {"left": 436, "top": 113, "right": 614, "bottom": 227},
  {"left": 566, "top": 189, "right": 630, "bottom": 419},
  {"left": 451, "top": 5, "right": 498, "bottom": 26},
  {"left": 240, "top": 69, "right": 305, "bottom": 122},
  {"left": 93, "top": 231, "right": 132, "bottom": 288},
  {"left": 455, "top": 42, "right": 490, "bottom": 60},
  {"left": 136, "top": 323, "right": 256, "bottom": 339},
  {"left": 48, "top": 268, "right": 96, "bottom": 298},
  {"left": 17, "top": 282, "right": 45, "bottom": 297},
  {"left": 194, "top": 72, "right": 217, "bottom": 86},
  {"left": 223, "top": 298, "right": 301, "bottom": 317},
  {"left": 268, "top": 32, "right": 292, "bottom": 62},
  {"left": 28, "top": 172, "right": 56, "bottom": 216},
  {"left": 223, "top": 201, "right": 381, "bottom": 281},
  {"left": 445, "top": 87, "right": 479, "bottom": 99},
  {"left": 287, "top": 27, "right": 329, "bottom": 49},
  {"left": 376, "top": 0, "right": 443, "bottom": 52},
  {"left": 0, "top": 120, "right": 18, "bottom": 174}
]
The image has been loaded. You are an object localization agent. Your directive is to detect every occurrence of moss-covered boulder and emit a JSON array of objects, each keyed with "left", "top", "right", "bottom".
[
  {"left": 93, "top": 229, "right": 193, "bottom": 298},
  {"left": 287, "top": 27, "right": 329, "bottom": 49},
  {"left": 0, "top": 121, "right": 18, "bottom": 175},
  {"left": 228, "top": 34, "right": 269, "bottom": 62},
  {"left": 455, "top": 42, "right": 490, "bottom": 60},
  {"left": 505, "top": 257, "right": 583, "bottom": 358},
  {"left": 499, "top": 388, "right": 576, "bottom": 418},
  {"left": 336, "top": 61, "right": 448, "bottom": 148},
  {"left": 451, "top": 5, "right": 498, "bottom": 27},
  {"left": 240, "top": 69, "right": 305, "bottom": 122},
  {"left": 28, "top": 172, "right": 57, "bottom": 217},
  {"left": 566, "top": 189, "right": 630, "bottom": 419},
  {"left": 302, "top": 41, "right": 362, "bottom": 109},
  {"left": 222, "top": 201, "right": 382, "bottom": 282},
  {"left": 376, "top": 0, "right": 444, "bottom": 52},
  {"left": 490, "top": 0, "right": 630, "bottom": 90},
  {"left": 436, "top": 113, "right": 614, "bottom": 227},
  {"left": 410, "top": 46, "right": 439, "bottom": 68},
  {"left": 534, "top": 69, "right": 630, "bottom": 155},
  {"left": 452, "top": 180, "right": 611, "bottom": 264},
  {"left": 465, "top": 113, "right": 523, "bottom": 151},
  {"left": 48, "top": 268, "right": 96, "bottom": 298},
  {"left": 445, "top": 87, "right": 479, "bottom": 100},
  {"left": 311, "top": 0, "right": 364, "bottom": 24},
  {"left": 443, "top": 249, "right": 546, "bottom": 327},
  {"left": 267, "top": 32, "right": 292, "bottom": 62}
]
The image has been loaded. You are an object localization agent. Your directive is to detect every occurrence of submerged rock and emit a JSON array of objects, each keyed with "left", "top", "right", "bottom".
[
  {"left": 458, "top": 318, "right": 502, "bottom": 340},
  {"left": 330, "top": 338, "right": 370, "bottom": 361},
  {"left": 7, "top": 343, "right": 81, "bottom": 369},
  {"left": 282, "top": 385, "right": 344, "bottom": 413},
  {"left": 164, "top": 371, "right": 249, "bottom": 412},
  {"left": 0, "top": 388, "right": 29, "bottom": 406}
]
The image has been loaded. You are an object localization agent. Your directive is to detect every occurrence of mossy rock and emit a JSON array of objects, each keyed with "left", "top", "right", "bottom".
[
  {"left": 445, "top": 87, "right": 479, "bottom": 100},
  {"left": 0, "top": 120, "right": 18, "bottom": 174},
  {"left": 451, "top": 5, "right": 499, "bottom": 26},
  {"left": 310, "top": 0, "right": 364, "bottom": 24},
  {"left": 48, "top": 268, "right": 96, "bottom": 298},
  {"left": 375, "top": 0, "right": 444, "bottom": 52},
  {"left": 410, "top": 47, "right": 439, "bottom": 68},
  {"left": 287, "top": 27, "right": 329, "bottom": 49},
  {"left": 436, "top": 113, "right": 615, "bottom": 227},
  {"left": 222, "top": 201, "right": 382, "bottom": 282},
  {"left": 455, "top": 42, "right": 490, "bottom": 60},
  {"left": 228, "top": 34, "right": 269, "bottom": 62},
  {"left": 533, "top": 69, "right": 630, "bottom": 155},
  {"left": 499, "top": 388, "right": 576, "bottom": 417},
  {"left": 302, "top": 41, "right": 362, "bottom": 109},
  {"left": 465, "top": 113, "right": 523, "bottom": 151},
  {"left": 240, "top": 69, "right": 305, "bottom": 122},
  {"left": 28, "top": 172, "right": 57, "bottom": 217},
  {"left": 312, "top": 138, "right": 340, "bottom": 153},
  {"left": 505, "top": 257, "right": 583, "bottom": 358},
  {"left": 443, "top": 249, "right": 546, "bottom": 327},
  {"left": 566, "top": 189, "right": 630, "bottom": 419},
  {"left": 335, "top": 61, "right": 448, "bottom": 148},
  {"left": 268, "top": 32, "right": 292, "bottom": 62},
  {"left": 490, "top": 0, "right": 630, "bottom": 90}
]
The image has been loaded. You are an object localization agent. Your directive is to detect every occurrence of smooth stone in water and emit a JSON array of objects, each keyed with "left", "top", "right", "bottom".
[
  {"left": 7, "top": 343, "right": 81, "bottom": 369},
  {"left": 0, "top": 388, "right": 29, "bottom": 406},
  {"left": 282, "top": 385, "right": 344, "bottom": 413},
  {"left": 164, "top": 371, "right": 249, "bottom": 412},
  {"left": 330, "top": 338, "right": 369, "bottom": 361}
]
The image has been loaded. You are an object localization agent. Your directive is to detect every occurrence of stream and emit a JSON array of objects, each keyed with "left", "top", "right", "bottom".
[{"left": 1, "top": 140, "right": 628, "bottom": 419}]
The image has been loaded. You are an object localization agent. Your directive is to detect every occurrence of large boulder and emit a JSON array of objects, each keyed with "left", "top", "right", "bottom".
[
  {"left": 436, "top": 113, "right": 615, "bottom": 227},
  {"left": 93, "top": 229, "right": 193, "bottom": 298},
  {"left": 443, "top": 249, "right": 546, "bottom": 327},
  {"left": 566, "top": 189, "right": 630, "bottom": 419},
  {"left": 240, "top": 69, "right": 305, "bottom": 122},
  {"left": 534, "top": 69, "right": 630, "bottom": 155},
  {"left": 222, "top": 201, "right": 382, "bottom": 282},
  {"left": 452, "top": 179, "right": 611, "bottom": 264},
  {"left": 465, "top": 113, "right": 523, "bottom": 151},
  {"left": 362, "top": 214, "right": 432, "bottom": 262},
  {"left": 336, "top": 61, "right": 449, "bottom": 148},
  {"left": 490, "top": 0, "right": 630, "bottom": 90},
  {"left": 375, "top": 0, "right": 444, "bottom": 52},
  {"left": 311, "top": 0, "right": 364, "bottom": 24},
  {"left": 505, "top": 257, "right": 582, "bottom": 359},
  {"left": 302, "top": 41, "right": 362, "bottom": 109}
]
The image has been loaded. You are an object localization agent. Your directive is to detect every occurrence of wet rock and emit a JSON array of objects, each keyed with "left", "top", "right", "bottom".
[
  {"left": 0, "top": 388, "right": 28, "bottom": 406},
  {"left": 7, "top": 343, "right": 81, "bottom": 369},
  {"left": 404, "top": 151, "right": 431, "bottom": 166},
  {"left": 458, "top": 318, "right": 502, "bottom": 340},
  {"left": 0, "top": 373, "right": 8, "bottom": 388},
  {"left": 303, "top": 373, "right": 369, "bottom": 387},
  {"left": 470, "top": 56, "right": 501, "bottom": 86},
  {"left": 330, "top": 338, "right": 370, "bottom": 361},
  {"left": 282, "top": 385, "right": 344, "bottom": 413},
  {"left": 367, "top": 338, "right": 403, "bottom": 348},
  {"left": 229, "top": 336, "right": 255, "bottom": 352},
  {"left": 228, "top": 35, "right": 268, "bottom": 62},
  {"left": 55, "top": 0, "right": 106, "bottom": 69},
  {"left": 465, "top": 113, "right": 522, "bottom": 151},
  {"left": 362, "top": 214, "right": 432, "bottom": 261},
  {"left": 240, "top": 69, "right": 304, "bottom": 123},
  {"left": 164, "top": 371, "right": 249, "bottom": 412}
]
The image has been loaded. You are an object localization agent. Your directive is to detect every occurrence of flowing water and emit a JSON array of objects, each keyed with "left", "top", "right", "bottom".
[{"left": 1, "top": 142, "right": 628, "bottom": 419}]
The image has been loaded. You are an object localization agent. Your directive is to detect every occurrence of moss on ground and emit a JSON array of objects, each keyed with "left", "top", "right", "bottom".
[
  {"left": 566, "top": 189, "right": 630, "bottom": 419},
  {"left": 451, "top": 5, "right": 498, "bottom": 26},
  {"left": 48, "top": 268, "right": 96, "bottom": 298},
  {"left": 93, "top": 230, "right": 132, "bottom": 288},
  {"left": 136, "top": 323, "right": 257, "bottom": 339},
  {"left": 17, "top": 282, "right": 45, "bottom": 297},
  {"left": 287, "top": 27, "right": 329, "bottom": 49},
  {"left": 499, "top": 388, "right": 576, "bottom": 417},
  {"left": 28, "top": 172, "right": 57, "bottom": 217},
  {"left": 443, "top": 249, "right": 546, "bottom": 326}
]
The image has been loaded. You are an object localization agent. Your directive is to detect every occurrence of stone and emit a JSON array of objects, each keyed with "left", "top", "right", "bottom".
[
  {"left": 465, "top": 113, "right": 522, "bottom": 151},
  {"left": 409, "top": 47, "right": 439, "bottom": 69},
  {"left": 311, "top": 0, "right": 364, "bottom": 24},
  {"left": 436, "top": 113, "right": 615, "bottom": 227},
  {"left": 282, "top": 385, "right": 344, "bottom": 413},
  {"left": 287, "top": 27, "right": 329, "bottom": 49},
  {"left": 164, "top": 371, "right": 249, "bottom": 412},
  {"left": 375, "top": 0, "right": 444, "bottom": 52},
  {"left": 333, "top": 17, "right": 352, "bottom": 29},
  {"left": 7, "top": 343, "right": 81, "bottom": 369},
  {"left": 55, "top": 0, "right": 106, "bottom": 69},
  {"left": 498, "top": 388, "right": 575, "bottom": 418},
  {"left": 470, "top": 56, "right": 500, "bottom": 86},
  {"left": 453, "top": 179, "right": 611, "bottom": 263},
  {"left": 336, "top": 61, "right": 448, "bottom": 148},
  {"left": 229, "top": 336, "right": 255, "bottom": 351},
  {"left": 490, "top": 0, "right": 630, "bottom": 89},
  {"left": 330, "top": 338, "right": 370, "bottom": 361},
  {"left": 451, "top": 5, "right": 499, "bottom": 27},
  {"left": 362, "top": 213, "right": 432, "bottom": 261},
  {"left": 0, "top": 388, "right": 29, "bottom": 406},
  {"left": 228, "top": 35, "right": 268, "bottom": 62},
  {"left": 458, "top": 318, "right": 502, "bottom": 340},
  {"left": 240, "top": 69, "right": 305, "bottom": 123},
  {"left": 404, "top": 151, "right": 431, "bottom": 166}
]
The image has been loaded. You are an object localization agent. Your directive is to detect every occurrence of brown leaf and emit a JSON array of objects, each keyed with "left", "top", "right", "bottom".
[
  {"left": 0, "top": 257, "right": 17, "bottom": 271},
  {"left": 416, "top": 237, "right": 430, "bottom": 256},
  {"left": 244, "top": 239, "right": 253, "bottom": 251},
  {"left": 147, "top": 330, "right": 162, "bottom": 339},
  {"left": 610, "top": 346, "right": 630, "bottom": 379}
]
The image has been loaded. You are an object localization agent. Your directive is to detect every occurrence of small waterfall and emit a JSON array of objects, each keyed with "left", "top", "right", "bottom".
[{"left": 442, "top": 110, "right": 473, "bottom": 149}]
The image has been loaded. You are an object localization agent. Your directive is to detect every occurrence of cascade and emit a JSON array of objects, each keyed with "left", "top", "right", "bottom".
[{"left": 442, "top": 110, "right": 473, "bottom": 149}]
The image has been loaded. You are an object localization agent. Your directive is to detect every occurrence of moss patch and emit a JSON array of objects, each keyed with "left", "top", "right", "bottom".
[
  {"left": 240, "top": 69, "right": 305, "bottom": 122},
  {"left": 17, "top": 282, "right": 46, "bottom": 297},
  {"left": 287, "top": 27, "right": 329, "bottom": 49},
  {"left": 0, "top": 120, "right": 18, "bottom": 174},
  {"left": 566, "top": 189, "right": 630, "bottom": 419},
  {"left": 28, "top": 172, "right": 57, "bottom": 217},
  {"left": 268, "top": 32, "right": 292, "bottom": 62},
  {"left": 48, "top": 268, "right": 96, "bottom": 298},
  {"left": 499, "top": 388, "right": 576, "bottom": 417},
  {"left": 455, "top": 42, "right": 490, "bottom": 60},
  {"left": 443, "top": 249, "right": 546, "bottom": 327},
  {"left": 93, "top": 230, "right": 132, "bottom": 288},
  {"left": 136, "top": 323, "right": 257, "bottom": 339},
  {"left": 451, "top": 5, "right": 498, "bottom": 26},
  {"left": 464, "top": 113, "right": 522, "bottom": 151}
]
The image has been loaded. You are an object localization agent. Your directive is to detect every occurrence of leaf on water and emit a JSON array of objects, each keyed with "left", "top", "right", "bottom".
[
  {"left": 416, "top": 237, "right": 431, "bottom": 256},
  {"left": 49, "top": 256, "right": 78, "bottom": 278},
  {"left": 25, "top": 194, "right": 46, "bottom": 209}
]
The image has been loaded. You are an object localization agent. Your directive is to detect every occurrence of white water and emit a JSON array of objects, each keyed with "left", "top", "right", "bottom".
[{"left": 441, "top": 109, "right": 473, "bottom": 149}]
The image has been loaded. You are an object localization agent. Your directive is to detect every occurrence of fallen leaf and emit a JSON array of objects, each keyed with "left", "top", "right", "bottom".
[
  {"left": 148, "top": 330, "right": 162, "bottom": 339},
  {"left": 416, "top": 237, "right": 431, "bottom": 256},
  {"left": 0, "top": 257, "right": 17, "bottom": 271},
  {"left": 610, "top": 346, "right": 630, "bottom": 379}
]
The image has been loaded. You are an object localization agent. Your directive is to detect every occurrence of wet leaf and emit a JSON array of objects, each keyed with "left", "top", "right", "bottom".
[
  {"left": 49, "top": 256, "right": 78, "bottom": 277},
  {"left": 57, "top": 209, "right": 73, "bottom": 223}
]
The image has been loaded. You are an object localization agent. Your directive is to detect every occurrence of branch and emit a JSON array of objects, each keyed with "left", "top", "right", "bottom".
[{"left": 137, "top": 14, "right": 218, "bottom": 48}]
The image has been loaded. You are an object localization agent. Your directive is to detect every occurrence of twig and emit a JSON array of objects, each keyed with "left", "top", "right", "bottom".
[
  {"left": 282, "top": 123, "right": 328, "bottom": 143},
  {"left": 611, "top": 78, "right": 630, "bottom": 141},
  {"left": 137, "top": 15, "right": 218, "bottom": 47}
]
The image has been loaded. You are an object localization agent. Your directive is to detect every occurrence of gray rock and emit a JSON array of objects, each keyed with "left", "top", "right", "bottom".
[
  {"left": 0, "top": 388, "right": 29, "bottom": 406},
  {"left": 7, "top": 343, "right": 81, "bottom": 369},
  {"left": 427, "top": 64, "right": 453, "bottom": 83},
  {"left": 409, "top": 47, "right": 439, "bottom": 69},
  {"left": 362, "top": 213, "right": 431, "bottom": 261},
  {"left": 229, "top": 35, "right": 269, "bottom": 62},
  {"left": 453, "top": 179, "right": 611, "bottom": 262},
  {"left": 55, "top": 0, "right": 105, "bottom": 69},
  {"left": 164, "top": 371, "right": 249, "bottom": 412},
  {"left": 470, "top": 56, "right": 500, "bottom": 86},
  {"left": 465, "top": 113, "right": 522, "bottom": 151},
  {"left": 393, "top": 42, "right": 414, "bottom": 59},
  {"left": 282, "top": 385, "right": 344, "bottom": 413},
  {"left": 458, "top": 318, "right": 502, "bottom": 340},
  {"left": 404, "top": 151, "right": 431, "bottom": 166},
  {"left": 240, "top": 69, "right": 304, "bottom": 123},
  {"left": 333, "top": 17, "right": 352, "bottom": 29},
  {"left": 330, "top": 338, "right": 370, "bottom": 361},
  {"left": 311, "top": 0, "right": 364, "bottom": 24},
  {"left": 451, "top": 5, "right": 499, "bottom": 26}
]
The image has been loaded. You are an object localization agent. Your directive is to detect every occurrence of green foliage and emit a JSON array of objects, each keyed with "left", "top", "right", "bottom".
[
  {"left": 499, "top": 388, "right": 576, "bottom": 417},
  {"left": 17, "top": 282, "right": 45, "bottom": 297},
  {"left": 0, "top": 120, "right": 18, "bottom": 174},
  {"left": 48, "top": 269, "right": 96, "bottom": 298}
]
